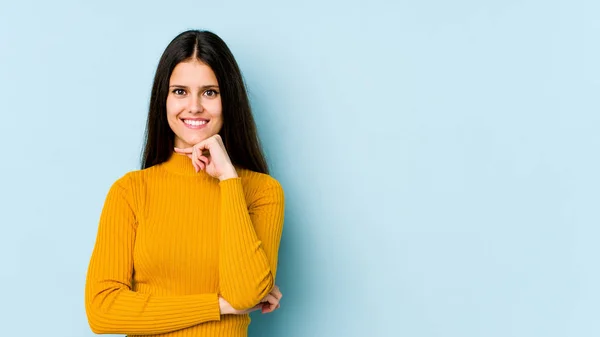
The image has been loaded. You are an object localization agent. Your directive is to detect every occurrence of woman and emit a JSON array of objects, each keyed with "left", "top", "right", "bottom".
[{"left": 84, "top": 30, "right": 285, "bottom": 337}]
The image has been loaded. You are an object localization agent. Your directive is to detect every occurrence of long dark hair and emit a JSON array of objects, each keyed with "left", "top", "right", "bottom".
[{"left": 141, "top": 30, "right": 269, "bottom": 174}]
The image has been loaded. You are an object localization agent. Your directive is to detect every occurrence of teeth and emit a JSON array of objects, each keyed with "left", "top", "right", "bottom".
[{"left": 183, "top": 119, "right": 208, "bottom": 126}]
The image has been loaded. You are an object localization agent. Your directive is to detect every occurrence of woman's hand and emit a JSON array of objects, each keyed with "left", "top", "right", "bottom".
[
  {"left": 174, "top": 134, "right": 238, "bottom": 181},
  {"left": 218, "top": 285, "right": 283, "bottom": 315},
  {"left": 259, "top": 285, "right": 283, "bottom": 314}
]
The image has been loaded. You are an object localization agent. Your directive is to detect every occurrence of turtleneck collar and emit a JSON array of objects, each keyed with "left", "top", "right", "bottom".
[{"left": 159, "top": 152, "right": 215, "bottom": 180}]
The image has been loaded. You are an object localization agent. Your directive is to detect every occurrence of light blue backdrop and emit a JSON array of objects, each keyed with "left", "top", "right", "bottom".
[{"left": 0, "top": 1, "right": 598, "bottom": 336}]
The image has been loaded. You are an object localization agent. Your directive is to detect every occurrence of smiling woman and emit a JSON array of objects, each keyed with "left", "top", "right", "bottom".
[
  {"left": 84, "top": 30, "right": 285, "bottom": 337},
  {"left": 166, "top": 61, "right": 223, "bottom": 149}
]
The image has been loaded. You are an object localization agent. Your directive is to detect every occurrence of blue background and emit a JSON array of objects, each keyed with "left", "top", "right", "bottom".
[{"left": 0, "top": 1, "right": 598, "bottom": 336}]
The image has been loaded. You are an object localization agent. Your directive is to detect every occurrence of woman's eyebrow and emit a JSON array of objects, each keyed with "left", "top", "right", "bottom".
[{"left": 169, "top": 84, "right": 219, "bottom": 89}]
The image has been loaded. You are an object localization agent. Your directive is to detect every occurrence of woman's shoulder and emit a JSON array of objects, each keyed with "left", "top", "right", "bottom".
[{"left": 106, "top": 167, "right": 153, "bottom": 192}]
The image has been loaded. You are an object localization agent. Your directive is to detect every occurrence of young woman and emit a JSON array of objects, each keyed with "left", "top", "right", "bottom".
[{"left": 84, "top": 30, "right": 285, "bottom": 337}]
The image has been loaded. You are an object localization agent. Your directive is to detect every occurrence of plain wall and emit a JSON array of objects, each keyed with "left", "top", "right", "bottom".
[{"left": 0, "top": 0, "right": 598, "bottom": 336}]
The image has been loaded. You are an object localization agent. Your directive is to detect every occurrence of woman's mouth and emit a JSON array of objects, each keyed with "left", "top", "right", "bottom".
[{"left": 182, "top": 118, "right": 209, "bottom": 129}]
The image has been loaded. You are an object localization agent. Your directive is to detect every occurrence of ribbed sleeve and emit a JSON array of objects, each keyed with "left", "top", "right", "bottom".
[
  {"left": 84, "top": 175, "right": 221, "bottom": 335},
  {"left": 84, "top": 152, "right": 285, "bottom": 336},
  {"left": 218, "top": 177, "right": 285, "bottom": 310}
]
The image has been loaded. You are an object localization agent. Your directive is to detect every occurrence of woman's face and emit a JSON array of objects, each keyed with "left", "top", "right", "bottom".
[{"left": 166, "top": 59, "right": 223, "bottom": 149}]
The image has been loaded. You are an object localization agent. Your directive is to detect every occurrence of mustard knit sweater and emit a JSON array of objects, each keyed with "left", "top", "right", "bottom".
[{"left": 84, "top": 152, "right": 285, "bottom": 336}]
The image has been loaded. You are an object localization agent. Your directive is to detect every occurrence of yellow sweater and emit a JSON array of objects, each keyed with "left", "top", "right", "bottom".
[{"left": 85, "top": 152, "right": 285, "bottom": 336}]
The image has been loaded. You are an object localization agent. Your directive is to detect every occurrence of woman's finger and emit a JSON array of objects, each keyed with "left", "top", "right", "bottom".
[
  {"left": 198, "top": 155, "right": 209, "bottom": 167},
  {"left": 260, "top": 293, "right": 278, "bottom": 308},
  {"left": 194, "top": 139, "right": 211, "bottom": 154},
  {"left": 261, "top": 300, "right": 279, "bottom": 314},
  {"left": 174, "top": 147, "right": 192, "bottom": 154},
  {"left": 191, "top": 147, "right": 199, "bottom": 172},
  {"left": 263, "top": 294, "right": 279, "bottom": 311},
  {"left": 190, "top": 148, "right": 198, "bottom": 172},
  {"left": 260, "top": 293, "right": 276, "bottom": 304},
  {"left": 194, "top": 155, "right": 204, "bottom": 171},
  {"left": 271, "top": 285, "right": 282, "bottom": 300},
  {"left": 194, "top": 145, "right": 210, "bottom": 168}
]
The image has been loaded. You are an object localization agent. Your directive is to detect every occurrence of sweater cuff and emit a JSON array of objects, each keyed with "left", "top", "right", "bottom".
[{"left": 194, "top": 293, "right": 222, "bottom": 322}]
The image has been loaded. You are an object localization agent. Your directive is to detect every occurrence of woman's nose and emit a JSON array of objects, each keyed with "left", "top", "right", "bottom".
[{"left": 188, "top": 95, "right": 204, "bottom": 113}]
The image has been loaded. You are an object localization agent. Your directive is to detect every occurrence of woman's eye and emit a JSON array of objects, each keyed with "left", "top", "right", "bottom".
[
  {"left": 173, "top": 89, "right": 186, "bottom": 95},
  {"left": 204, "top": 89, "right": 219, "bottom": 97}
]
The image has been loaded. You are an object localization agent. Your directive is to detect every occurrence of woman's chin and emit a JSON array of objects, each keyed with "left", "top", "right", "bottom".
[{"left": 176, "top": 135, "right": 209, "bottom": 148}]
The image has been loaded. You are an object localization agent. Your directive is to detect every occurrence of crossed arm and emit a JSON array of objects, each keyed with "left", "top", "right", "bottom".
[{"left": 84, "top": 174, "right": 285, "bottom": 335}]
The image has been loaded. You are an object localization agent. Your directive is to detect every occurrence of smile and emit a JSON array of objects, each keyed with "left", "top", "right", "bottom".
[{"left": 182, "top": 119, "right": 209, "bottom": 129}]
